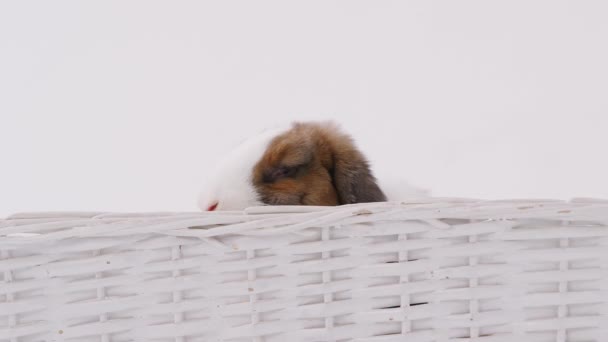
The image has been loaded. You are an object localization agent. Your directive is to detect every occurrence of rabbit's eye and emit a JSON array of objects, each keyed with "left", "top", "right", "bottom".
[{"left": 264, "top": 166, "right": 297, "bottom": 183}]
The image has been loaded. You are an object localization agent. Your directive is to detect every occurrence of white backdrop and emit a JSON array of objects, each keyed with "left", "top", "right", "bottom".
[{"left": 1, "top": 1, "right": 607, "bottom": 217}]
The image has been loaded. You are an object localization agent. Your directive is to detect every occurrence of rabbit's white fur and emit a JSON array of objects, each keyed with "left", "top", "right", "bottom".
[
  {"left": 378, "top": 176, "right": 430, "bottom": 201},
  {"left": 198, "top": 122, "right": 428, "bottom": 211},
  {"left": 198, "top": 125, "right": 290, "bottom": 211}
]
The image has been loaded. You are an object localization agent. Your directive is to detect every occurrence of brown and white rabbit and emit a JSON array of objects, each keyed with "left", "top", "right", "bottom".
[{"left": 198, "top": 121, "right": 425, "bottom": 211}]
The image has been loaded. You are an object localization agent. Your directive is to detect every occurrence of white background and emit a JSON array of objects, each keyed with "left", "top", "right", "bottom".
[{"left": 1, "top": 1, "right": 607, "bottom": 217}]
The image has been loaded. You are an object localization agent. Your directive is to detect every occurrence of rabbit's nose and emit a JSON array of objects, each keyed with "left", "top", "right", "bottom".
[{"left": 206, "top": 202, "right": 219, "bottom": 211}]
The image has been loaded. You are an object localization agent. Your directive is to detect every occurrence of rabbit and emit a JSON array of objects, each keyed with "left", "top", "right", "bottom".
[{"left": 198, "top": 121, "right": 426, "bottom": 211}]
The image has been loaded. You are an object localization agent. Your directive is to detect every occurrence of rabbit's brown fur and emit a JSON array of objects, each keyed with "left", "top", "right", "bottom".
[{"left": 252, "top": 121, "right": 386, "bottom": 206}]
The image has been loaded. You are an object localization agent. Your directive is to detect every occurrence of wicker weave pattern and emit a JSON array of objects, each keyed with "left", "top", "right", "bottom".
[{"left": 1, "top": 199, "right": 608, "bottom": 342}]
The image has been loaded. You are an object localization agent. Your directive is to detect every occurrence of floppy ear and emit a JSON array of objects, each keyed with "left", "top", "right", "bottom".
[{"left": 331, "top": 147, "right": 387, "bottom": 204}]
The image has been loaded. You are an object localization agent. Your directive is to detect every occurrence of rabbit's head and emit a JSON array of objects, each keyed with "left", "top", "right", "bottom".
[{"left": 198, "top": 121, "right": 387, "bottom": 211}]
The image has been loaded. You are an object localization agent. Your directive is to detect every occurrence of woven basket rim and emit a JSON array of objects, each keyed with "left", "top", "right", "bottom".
[{"left": 2, "top": 198, "right": 607, "bottom": 246}]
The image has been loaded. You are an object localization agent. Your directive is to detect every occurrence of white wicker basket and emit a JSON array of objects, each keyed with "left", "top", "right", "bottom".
[{"left": 1, "top": 198, "right": 608, "bottom": 342}]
